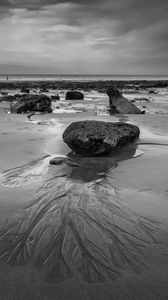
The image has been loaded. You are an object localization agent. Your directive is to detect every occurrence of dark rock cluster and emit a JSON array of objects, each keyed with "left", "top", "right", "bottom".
[
  {"left": 10, "top": 94, "right": 52, "bottom": 113},
  {"left": 0, "top": 80, "right": 167, "bottom": 92},
  {"left": 65, "top": 91, "right": 84, "bottom": 100}
]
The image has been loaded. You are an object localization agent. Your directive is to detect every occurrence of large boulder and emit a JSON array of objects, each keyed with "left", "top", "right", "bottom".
[
  {"left": 63, "top": 120, "right": 140, "bottom": 155},
  {"left": 107, "top": 86, "right": 143, "bottom": 114},
  {"left": 65, "top": 91, "right": 84, "bottom": 100},
  {"left": 10, "top": 94, "right": 52, "bottom": 113}
]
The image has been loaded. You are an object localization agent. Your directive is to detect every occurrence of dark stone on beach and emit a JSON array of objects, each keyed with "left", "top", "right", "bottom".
[
  {"left": 63, "top": 120, "right": 140, "bottom": 156},
  {"left": 65, "top": 91, "right": 84, "bottom": 100},
  {"left": 149, "top": 90, "right": 157, "bottom": 94},
  {"left": 1, "top": 92, "right": 8, "bottom": 96},
  {"left": 21, "top": 87, "right": 30, "bottom": 94},
  {"left": 49, "top": 156, "right": 80, "bottom": 167},
  {"left": 27, "top": 113, "right": 35, "bottom": 120},
  {"left": 10, "top": 94, "right": 52, "bottom": 113},
  {"left": 51, "top": 94, "right": 60, "bottom": 101},
  {"left": 40, "top": 88, "right": 49, "bottom": 93},
  {"left": 107, "top": 86, "right": 142, "bottom": 114},
  {"left": 49, "top": 157, "right": 65, "bottom": 165}
]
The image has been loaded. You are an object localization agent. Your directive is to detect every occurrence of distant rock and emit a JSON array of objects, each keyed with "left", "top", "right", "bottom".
[
  {"left": 107, "top": 86, "right": 142, "bottom": 114},
  {"left": 63, "top": 120, "right": 140, "bottom": 155},
  {"left": 149, "top": 90, "right": 157, "bottom": 94},
  {"left": 1, "top": 91, "right": 8, "bottom": 96},
  {"left": 10, "top": 94, "right": 52, "bottom": 113},
  {"left": 51, "top": 94, "right": 60, "bottom": 101},
  {"left": 40, "top": 87, "right": 49, "bottom": 93},
  {"left": 21, "top": 87, "right": 30, "bottom": 94},
  {"left": 65, "top": 91, "right": 84, "bottom": 100}
]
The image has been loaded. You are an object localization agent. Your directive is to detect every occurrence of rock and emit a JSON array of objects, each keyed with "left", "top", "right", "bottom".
[
  {"left": 40, "top": 88, "right": 49, "bottom": 93},
  {"left": 49, "top": 156, "right": 80, "bottom": 167},
  {"left": 149, "top": 90, "right": 157, "bottom": 94},
  {"left": 65, "top": 91, "right": 84, "bottom": 100},
  {"left": 63, "top": 120, "right": 140, "bottom": 155},
  {"left": 1, "top": 92, "right": 8, "bottom": 96},
  {"left": 21, "top": 87, "right": 30, "bottom": 94},
  {"left": 51, "top": 94, "right": 60, "bottom": 101},
  {"left": 107, "top": 86, "right": 142, "bottom": 114},
  {"left": 49, "top": 157, "right": 65, "bottom": 165},
  {"left": 10, "top": 94, "right": 52, "bottom": 113}
]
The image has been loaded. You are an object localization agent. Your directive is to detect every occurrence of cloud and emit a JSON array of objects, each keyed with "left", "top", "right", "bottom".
[{"left": 0, "top": 0, "right": 168, "bottom": 74}]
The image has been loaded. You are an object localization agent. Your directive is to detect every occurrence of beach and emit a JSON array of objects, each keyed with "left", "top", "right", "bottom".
[{"left": 0, "top": 80, "right": 168, "bottom": 299}]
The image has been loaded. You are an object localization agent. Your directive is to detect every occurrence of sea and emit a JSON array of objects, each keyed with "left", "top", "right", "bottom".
[{"left": 0, "top": 74, "right": 168, "bottom": 82}]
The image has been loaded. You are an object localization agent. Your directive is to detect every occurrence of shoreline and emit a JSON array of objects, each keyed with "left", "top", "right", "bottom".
[{"left": 0, "top": 79, "right": 168, "bottom": 92}]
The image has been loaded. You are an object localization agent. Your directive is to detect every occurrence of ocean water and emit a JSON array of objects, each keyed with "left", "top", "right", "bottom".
[{"left": 0, "top": 74, "right": 168, "bottom": 82}]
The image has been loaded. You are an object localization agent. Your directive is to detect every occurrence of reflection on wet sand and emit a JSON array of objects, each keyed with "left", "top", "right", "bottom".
[
  {"left": 0, "top": 144, "right": 162, "bottom": 284},
  {"left": 68, "top": 143, "right": 144, "bottom": 182}
]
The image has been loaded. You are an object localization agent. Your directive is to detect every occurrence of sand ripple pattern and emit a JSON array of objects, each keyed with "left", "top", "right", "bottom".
[
  {"left": 0, "top": 173, "right": 161, "bottom": 284},
  {"left": 2, "top": 156, "right": 50, "bottom": 186}
]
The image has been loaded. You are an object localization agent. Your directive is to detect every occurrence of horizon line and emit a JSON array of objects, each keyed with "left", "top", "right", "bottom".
[{"left": 0, "top": 74, "right": 168, "bottom": 77}]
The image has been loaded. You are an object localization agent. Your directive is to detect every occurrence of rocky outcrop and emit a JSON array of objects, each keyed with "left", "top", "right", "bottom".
[
  {"left": 10, "top": 94, "right": 52, "bottom": 113},
  {"left": 63, "top": 120, "right": 140, "bottom": 155},
  {"left": 65, "top": 91, "right": 84, "bottom": 100},
  {"left": 107, "top": 86, "right": 142, "bottom": 114}
]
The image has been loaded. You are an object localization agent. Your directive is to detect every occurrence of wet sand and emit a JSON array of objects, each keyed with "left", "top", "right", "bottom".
[{"left": 0, "top": 86, "right": 168, "bottom": 299}]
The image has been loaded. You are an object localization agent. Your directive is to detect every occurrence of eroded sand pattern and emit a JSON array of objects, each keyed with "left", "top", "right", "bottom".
[
  {"left": 0, "top": 141, "right": 167, "bottom": 285},
  {"left": 0, "top": 168, "right": 163, "bottom": 284}
]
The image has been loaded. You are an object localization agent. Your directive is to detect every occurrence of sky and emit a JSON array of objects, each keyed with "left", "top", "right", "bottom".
[{"left": 0, "top": 0, "right": 168, "bottom": 75}]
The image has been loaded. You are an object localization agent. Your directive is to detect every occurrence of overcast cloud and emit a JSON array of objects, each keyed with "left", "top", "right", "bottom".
[{"left": 0, "top": 0, "right": 167, "bottom": 74}]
